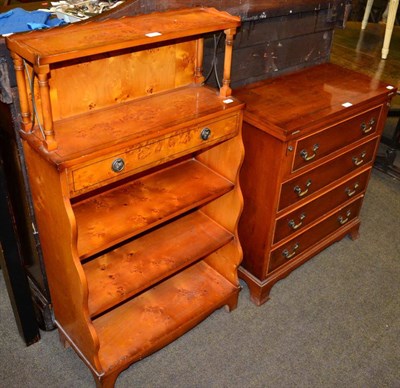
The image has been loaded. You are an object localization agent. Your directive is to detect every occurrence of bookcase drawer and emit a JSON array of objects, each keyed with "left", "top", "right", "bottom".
[{"left": 68, "top": 113, "right": 240, "bottom": 195}]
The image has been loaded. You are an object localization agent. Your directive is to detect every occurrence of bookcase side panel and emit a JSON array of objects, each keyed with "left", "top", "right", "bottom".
[{"left": 22, "top": 144, "right": 101, "bottom": 372}]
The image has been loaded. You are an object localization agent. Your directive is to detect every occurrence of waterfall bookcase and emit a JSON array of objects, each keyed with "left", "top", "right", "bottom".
[{"left": 6, "top": 8, "right": 244, "bottom": 387}]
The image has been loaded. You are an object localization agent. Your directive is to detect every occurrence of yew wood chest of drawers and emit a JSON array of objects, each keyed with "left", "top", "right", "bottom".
[{"left": 236, "top": 63, "right": 397, "bottom": 305}]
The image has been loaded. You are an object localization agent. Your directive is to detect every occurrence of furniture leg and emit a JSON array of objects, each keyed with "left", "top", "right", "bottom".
[
  {"left": 94, "top": 371, "right": 119, "bottom": 388},
  {"left": 381, "top": 0, "right": 399, "bottom": 59},
  {"left": 361, "top": 0, "right": 374, "bottom": 29}
]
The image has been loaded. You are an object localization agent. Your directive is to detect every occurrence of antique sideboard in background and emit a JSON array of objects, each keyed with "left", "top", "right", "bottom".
[{"left": 0, "top": 0, "right": 349, "bottom": 345}]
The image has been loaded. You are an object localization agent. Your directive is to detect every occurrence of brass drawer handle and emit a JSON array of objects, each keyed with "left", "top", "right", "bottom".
[
  {"left": 111, "top": 158, "right": 125, "bottom": 173},
  {"left": 345, "top": 182, "right": 359, "bottom": 197},
  {"left": 294, "top": 179, "right": 312, "bottom": 197},
  {"left": 338, "top": 210, "right": 351, "bottom": 225},
  {"left": 288, "top": 213, "right": 306, "bottom": 230},
  {"left": 352, "top": 151, "right": 367, "bottom": 166},
  {"left": 282, "top": 243, "right": 300, "bottom": 259},
  {"left": 360, "top": 118, "right": 375, "bottom": 134},
  {"left": 200, "top": 127, "right": 211, "bottom": 140},
  {"left": 300, "top": 144, "right": 319, "bottom": 161}
]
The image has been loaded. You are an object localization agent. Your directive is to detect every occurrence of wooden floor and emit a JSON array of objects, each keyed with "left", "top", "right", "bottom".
[
  {"left": 331, "top": 21, "right": 399, "bottom": 101},
  {"left": 331, "top": 21, "right": 400, "bottom": 175}
]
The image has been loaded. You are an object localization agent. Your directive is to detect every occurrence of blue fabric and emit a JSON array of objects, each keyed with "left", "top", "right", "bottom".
[{"left": 0, "top": 7, "right": 65, "bottom": 34}]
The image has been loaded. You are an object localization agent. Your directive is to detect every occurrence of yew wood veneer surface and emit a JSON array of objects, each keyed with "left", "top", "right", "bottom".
[
  {"left": 21, "top": 86, "right": 243, "bottom": 166},
  {"left": 238, "top": 63, "right": 395, "bottom": 140},
  {"left": 93, "top": 261, "right": 238, "bottom": 374},
  {"left": 273, "top": 168, "right": 370, "bottom": 243},
  {"left": 73, "top": 159, "right": 234, "bottom": 259},
  {"left": 6, "top": 8, "right": 240, "bottom": 65},
  {"left": 235, "top": 62, "right": 396, "bottom": 305},
  {"left": 85, "top": 211, "right": 233, "bottom": 317},
  {"left": 278, "top": 138, "right": 378, "bottom": 210},
  {"left": 7, "top": 7, "right": 244, "bottom": 387}
]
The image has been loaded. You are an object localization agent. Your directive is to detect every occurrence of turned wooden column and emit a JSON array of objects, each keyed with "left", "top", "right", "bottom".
[
  {"left": 220, "top": 28, "right": 236, "bottom": 98},
  {"left": 194, "top": 37, "right": 205, "bottom": 84},
  {"left": 11, "top": 53, "right": 32, "bottom": 132},
  {"left": 35, "top": 65, "right": 57, "bottom": 151}
]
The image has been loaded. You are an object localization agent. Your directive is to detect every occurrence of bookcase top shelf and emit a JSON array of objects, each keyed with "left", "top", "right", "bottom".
[{"left": 6, "top": 7, "right": 240, "bottom": 66}]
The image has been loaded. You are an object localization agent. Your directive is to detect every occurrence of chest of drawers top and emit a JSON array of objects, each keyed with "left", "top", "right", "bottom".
[{"left": 235, "top": 63, "right": 396, "bottom": 141}]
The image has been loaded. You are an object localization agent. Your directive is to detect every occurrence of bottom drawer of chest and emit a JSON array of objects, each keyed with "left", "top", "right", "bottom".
[{"left": 267, "top": 196, "right": 363, "bottom": 274}]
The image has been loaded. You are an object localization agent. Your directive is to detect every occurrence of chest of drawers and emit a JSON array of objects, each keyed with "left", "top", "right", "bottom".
[{"left": 235, "top": 63, "right": 396, "bottom": 305}]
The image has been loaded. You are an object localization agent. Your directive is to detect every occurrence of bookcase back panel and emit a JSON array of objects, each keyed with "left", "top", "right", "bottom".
[{"left": 47, "top": 41, "right": 196, "bottom": 120}]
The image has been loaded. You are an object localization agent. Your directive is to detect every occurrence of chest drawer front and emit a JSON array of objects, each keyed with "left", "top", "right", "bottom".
[
  {"left": 292, "top": 106, "right": 381, "bottom": 172},
  {"left": 69, "top": 113, "right": 240, "bottom": 196},
  {"left": 273, "top": 168, "right": 370, "bottom": 244},
  {"left": 268, "top": 197, "right": 363, "bottom": 274},
  {"left": 278, "top": 137, "right": 377, "bottom": 211}
]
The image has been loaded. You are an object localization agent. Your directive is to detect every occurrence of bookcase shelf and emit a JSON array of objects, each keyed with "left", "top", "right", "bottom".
[
  {"left": 94, "top": 261, "right": 238, "bottom": 375},
  {"left": 73, "top": 159, "right": 234, "bottom": 259},
  {"left": 85, "top": 211, "right": 234, "bottom": 317}
]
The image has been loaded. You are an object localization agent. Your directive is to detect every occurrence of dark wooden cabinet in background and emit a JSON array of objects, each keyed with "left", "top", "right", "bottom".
[
  {"left": 236, "top": 63, "right": 397, "bottom": 305},
  {"left": 0, "top": 43, "right": 54, "bottom": 339}
]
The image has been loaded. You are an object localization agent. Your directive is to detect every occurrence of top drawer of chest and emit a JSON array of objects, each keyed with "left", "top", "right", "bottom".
[{"left": 290, "top": 105, "right": 382, "bottom": 173}]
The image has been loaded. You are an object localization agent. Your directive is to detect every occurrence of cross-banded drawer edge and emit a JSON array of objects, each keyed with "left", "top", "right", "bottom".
[{"left": 67, "top": 113, "right": 240, "bottom": 197}]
